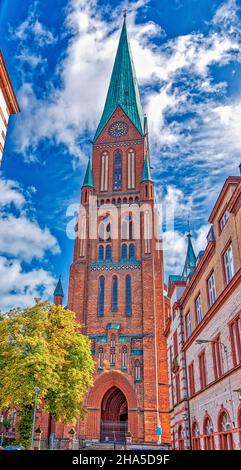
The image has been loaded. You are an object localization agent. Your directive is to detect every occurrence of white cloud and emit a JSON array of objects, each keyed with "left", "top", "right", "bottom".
[
  {"left": 212, "top": 0, "right": 239, "bottom": 29},
  {"left": 0, "top": 215, "right": 59, "bottom": 262},
  {"left": 0, "top": 178, "right": 60, "bottom": 311},
  {"left": 0, "top": 257, "right": 55, "bottom": 312},
  {"left": 163, "top": 224, "right": 210, "bottom": 278},
  {"left": 10, "top": 1, "right": 56, "bottom": 72},
  {"left": 12, "top": 0, "right": 241, "bottom": 167},
  {"left": 13, "top": 1, "right": 56, "bottom": 47},
  {"left": 8, "top": 0, "right": 241, "bottom": 232},
  {"left": 0, "top": 178, "right": 25, "bottom": 208},
  {"left": 163, "top": 230, "right": 187, "bottom": 276},
  {"left": 157, "top": 185, "right": 194, "bottom": 222}
]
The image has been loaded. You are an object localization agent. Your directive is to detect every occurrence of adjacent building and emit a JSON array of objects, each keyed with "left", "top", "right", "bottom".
[
  {"left": 0, "top": 51, "right": 19, "bottom": 166},
  {"left": 166, "top": 175, "right": 241, "bottom": 450}
]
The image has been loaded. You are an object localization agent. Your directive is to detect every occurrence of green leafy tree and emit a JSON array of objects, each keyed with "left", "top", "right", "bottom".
[{"left": 0, "top": 301, "right": 94, "bottom": 448}]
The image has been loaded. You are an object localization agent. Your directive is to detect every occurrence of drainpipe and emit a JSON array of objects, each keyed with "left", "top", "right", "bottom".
[{"left": 180, "top": 306, "right": 192, "bottom": 450}]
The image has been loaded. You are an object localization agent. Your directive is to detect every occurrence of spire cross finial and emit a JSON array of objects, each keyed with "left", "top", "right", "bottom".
[{"left": 123, "top": 9, "right": 127, "bottom": 19}]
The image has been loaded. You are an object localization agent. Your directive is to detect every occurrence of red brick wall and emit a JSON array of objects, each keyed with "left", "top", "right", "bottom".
[{"left": 66, "top": 109, "right": 171, "bottom": 444}]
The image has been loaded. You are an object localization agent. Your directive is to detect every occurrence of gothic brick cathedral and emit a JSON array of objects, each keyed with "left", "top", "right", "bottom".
[{"left": 67, "top": 17, "right": 171, "bottom": 444}]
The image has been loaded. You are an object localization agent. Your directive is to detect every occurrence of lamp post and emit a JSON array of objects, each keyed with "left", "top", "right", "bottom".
[
  {"left": 31, "top": 386, "right": 40, "bottom": 450},
  {"left": 196, "top": 339, "right": 236, "bottom": 426}
]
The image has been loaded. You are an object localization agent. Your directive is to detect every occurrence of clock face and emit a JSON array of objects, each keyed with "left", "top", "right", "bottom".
[{"left": 108, "top": 121, "right": 128, "bottom": 138}]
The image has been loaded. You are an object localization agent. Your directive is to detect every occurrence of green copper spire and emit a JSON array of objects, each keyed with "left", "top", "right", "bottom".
[
  {"left": 182, "top": 233, "right": 197, "bottom": 280},
  {"left": 83, "top": 159, "right": 94, "bottom": 188},
  {"left": 141, "top": 155, "right": 152, "bottom": 182},
  {"left": 54, "top": 276, "right": 64, "bottom": 297},
  {"left": 94, "top": 16, "right": 144, "bottom": 141}
]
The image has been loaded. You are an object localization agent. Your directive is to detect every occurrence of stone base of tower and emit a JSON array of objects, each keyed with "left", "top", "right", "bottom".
[
  {"left": 33, "top": 369, "right": 170, "bottom": 446},
  {"left": 77, "top": 370, "right": 169, "bottom": 445}
]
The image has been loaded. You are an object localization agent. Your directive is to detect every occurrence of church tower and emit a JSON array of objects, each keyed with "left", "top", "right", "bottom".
[{"left": 68, "top": 16, "right": 170, "bottom": 444}]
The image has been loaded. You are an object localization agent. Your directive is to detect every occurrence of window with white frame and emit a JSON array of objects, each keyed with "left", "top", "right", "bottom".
[
  {"left": 122, "top": 346, "right": 128, "bottom": 369},
  {"left": 100, "top": 152, "right": 108, "bottom": 191},
  {"left": 127, "top": 149, "right": 135, "bottom": 189},
  {"left": 98, "top": 346, "right": 104, "bottom": 368},
  {"left": 144, "top": 210, "right": 151, "bottom": 253},
  {"left": 79, "top": 214, "right": 86, "bottom": 257},
  {"left": 134, "top": 360, "right": 141, "bottom": 381},
  {"left": 219, "top": 211, "right": 229, "bottom": 232},
  {"left": 224, "top": 244, "right": 235, "bottom": 284},
  {"left": 185, "top": 312, "right": 192, "bottom": 339},
  {"left": 195, "top": 295, "right": 203, "bottom": 325},
  {"left": 208, "top": 272, "right": 216, "bottom": 306}
]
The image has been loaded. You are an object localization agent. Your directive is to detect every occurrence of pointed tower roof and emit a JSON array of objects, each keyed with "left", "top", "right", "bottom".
[
  {"left": 141, "top": 155, "right": 152, "bottom": 182},
  {"left": 182, "top": 233, "right": 197, "bottom": 280},
  {"left": 54, "top": 276, "right": 64, "bottom": 297},
  {"left": 94, "top": 16, "right": 144, "bottom": 141},
  {"left": 83, "top": 159, "right": 94, "bottom": 188}
]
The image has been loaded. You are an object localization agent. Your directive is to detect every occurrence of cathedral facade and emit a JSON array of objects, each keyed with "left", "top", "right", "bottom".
[{"left": 66, "top": 16, "right": 170, "bottom": 445}]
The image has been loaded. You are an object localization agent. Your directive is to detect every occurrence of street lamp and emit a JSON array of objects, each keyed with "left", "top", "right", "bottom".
[
  {"left": 31, "top": 386, "right": 40, "bottom": 450},
  {"left": 195, "top": 339, "right": 235, "bottom": 426}
]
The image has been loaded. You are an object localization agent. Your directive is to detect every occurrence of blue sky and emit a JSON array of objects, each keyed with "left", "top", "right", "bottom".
[{"left": 0, "top": 0, "right": 241, "bottom": 311}]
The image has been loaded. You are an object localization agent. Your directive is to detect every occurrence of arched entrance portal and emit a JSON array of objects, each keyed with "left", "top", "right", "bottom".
[{"left": 101, "top": 387, "right": 128, "bottom": 443}]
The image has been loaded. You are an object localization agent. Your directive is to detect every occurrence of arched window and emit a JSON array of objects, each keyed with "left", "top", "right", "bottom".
[
  {"left": 127, "top": 149, "right": 135, "bottom": 189},
  {"left": 106, "top": 222, "right": 111, "bottom": 241},
  {"left": 122, "top": 219, "right": 128, "bottom": 240},
  {"left": 129, "top": 219, "right": 134, "bottom": 240},
  {"left": 178, "top": 425, "right": 185, "bottom": 450},
  {"left": 135, "top": 360, "right": 141, "bottom": 381},
  {"left": 106, "top": 245, "right": 112, "bottom": 261},
  {"left": 114, "top": 150, "right": 122, "bottom": 190},
  {"left": 110, "top": 334, "right": 115, "bottom": 348},
  {"left": 144, "top": 210, "right": 151, "bottom": 253},
  {"left": 98, "top": 346, "right": 104, "bottom": 369},
  {"left": 192, "top": 421, "right": 201, "bottom": 450},
  {"left": 121, "top": 244, "right": 127, "bottom": 260},
  {"left": 122, "top": 214, "right": 133, "bottom": 240},
  {"left": 98, "top": 276, "right": 105, "bottom": 317},
  {"left": 84, "top": 190, "right": 88, "bottom": 203},
  {"left": 98, "top": 245, "right": 104, "bottom": 261},
  {"left": 129, "top": 243, "right": 135, "bottom": 260},
  {"left": 100, "top": 152, "right": 108, "bottom": 191},
  {"left": 99, "top": 218, "right": 111, "bottom": 241},
  {"left": 110, "top": 334, "right": 115, "bottom": 365},
  {"left": 145, "top": 185, "right": 148, "bottom": 198},
  {"left": 99, "top": 221, "right": 105, "bottom": 242},
  {"left": 203, "top": 416, "right": 215, "bottom": 450},
  {"left": 122, "top": 346, "right": 128, "bottom": 369},
  {"left": 79, "top": 214, "right": 86, "bottom": 257},
  {"left": 112, "top": 276, "right": 118, "bottom": 311},
  {"left": 125, "top": 275, "right": 132, "bottom": 316},
  {"left": 218, "top": 410, "right": 233, "bottom": 450},
  {"left": 123, "top": 197, "right": 127, "bottom": 204}
]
